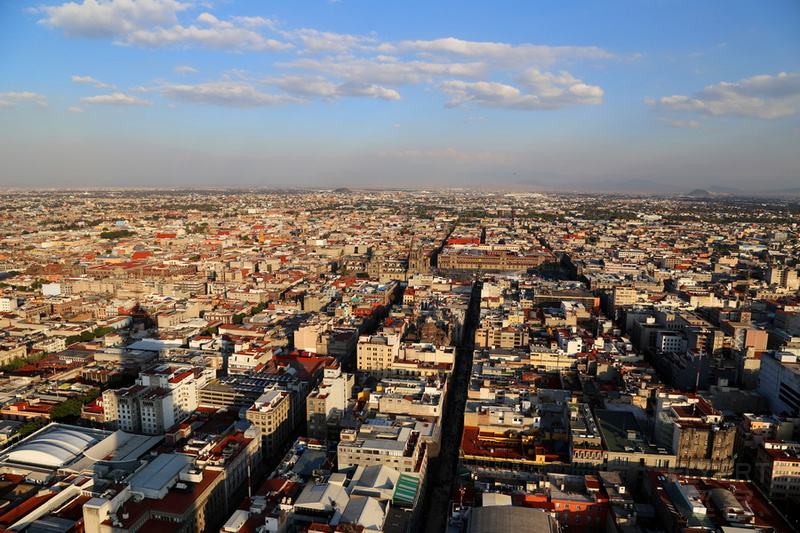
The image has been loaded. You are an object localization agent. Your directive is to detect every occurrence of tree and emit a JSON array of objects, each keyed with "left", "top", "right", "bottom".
[
  {"left": 1, "top": 352, "right": 48, "bottom": 372},
  {"left": 199, "top": 325, "right": 218, "bottom": 336},
  {"left": 49, "top": 390, "right": 100, "bottom": 422},
  {"left": 16, "top": 419, "right": 48, "bottom": 438},
  {"left": 93, "top": 326, "right": 114, "bottom": 338}
]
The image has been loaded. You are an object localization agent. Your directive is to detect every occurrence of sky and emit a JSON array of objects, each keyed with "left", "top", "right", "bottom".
[{"left": 1, "top": 0, "right": 799, "bottom": 191}]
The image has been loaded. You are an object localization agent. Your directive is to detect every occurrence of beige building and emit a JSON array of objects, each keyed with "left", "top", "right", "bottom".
[
  {"left": 474, "top": 324, "right": 529, "bottom": 349},
  {"left": 673, "top": 420, "right": 736, "bottom": 475},
  {"left": 338, "top": 421, "right": 431, "bottom": 479},
  {"left": 357, "top": 334, "right": 401, "bottom": 378},
  {"left": 245, "top": 388, "right": 293, "bottom": 457},
  {"left": 755, "top": 440, "right": 800, "bottom": 502},
  {"left": 608, "top": 286, "right": 637, "bottom": 317},
  {"left": 306, "top": 364, "right": 354, "bottom": 439},
  {"left": 372, "top": 376, "right": 446, "bottom": 420}
]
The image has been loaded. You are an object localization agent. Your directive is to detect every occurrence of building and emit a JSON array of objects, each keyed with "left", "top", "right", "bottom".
[
  {"left": 245, "top": 388, "right": 292, "bottom": 458},
  {"left": 103, "top": 365, "right": 208, "bottom": 435},
  {"left": 754, "top": 440, "right": 800, "bottom": 502},
  {"left": 594, "top": 410, "right": 675, "bottom": 485},
  {"left": 672, "top": 419, "right": 736, "bottom": 476},
  {"left": 306, "top": 364, "right": 354, "bottom": 440},
  {"left": 608, "top": 286, "right": 637, "bottom": 319},
  {"left": 644, "top": 470, "right": 794, "bottom": 533},
  {"left": 467, "top": 506, "right": 560, "bottom": 533},
  {"left": 0, "top": 297, "right": 18, "bottom": 313},
  {"left": 337, "top": 421, "right": 430, "bottom": 479},
  {"left": 356, "top": 334, "right": 401, "bottom": 378},
  {"left": 768, "top": 267, "right": 799, "bottom": 290},
  {"left": 569, "top": 403, "right": 604, "bottom": 472},
  {"left": 758, "top": 351, "right": 800, "bottom": 416},
  {"left": 83, "top": 453, "right": 227, "bottom": 533},
  {"left": 103, "top": 385, "right": 176, "bottom": 435}
]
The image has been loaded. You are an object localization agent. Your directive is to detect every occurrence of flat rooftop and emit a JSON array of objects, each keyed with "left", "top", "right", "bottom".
[{"left": 595, "top": 409, "right": 668, "bottom": 455}]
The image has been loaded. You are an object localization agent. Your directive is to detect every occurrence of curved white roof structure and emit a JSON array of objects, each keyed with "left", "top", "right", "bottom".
[{"left": 7, "top": 427, "right": 99, "bottom": 468}]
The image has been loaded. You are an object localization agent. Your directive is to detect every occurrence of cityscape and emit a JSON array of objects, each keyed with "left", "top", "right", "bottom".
[
  {"left": 3, "top": 0, "right": 800, "bottom": 532},
  {"left": 0, "top": 188, "right": 797, "bottom": 533}
]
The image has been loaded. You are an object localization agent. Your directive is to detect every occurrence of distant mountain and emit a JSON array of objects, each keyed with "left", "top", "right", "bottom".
[
  {"left": 686, "top": 188, "right": 714, "bottom": 196},
  {"left": 495, "top": 178, "right": 800, "bottom": 197},
  {"left": 703, "top": 184, "right": 800, "bottom": 197}
]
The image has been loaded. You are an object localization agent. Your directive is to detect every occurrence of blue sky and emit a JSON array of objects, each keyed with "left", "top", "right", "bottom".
[{"left": 1, "top": 0, "right": 799, "bottom": 190}]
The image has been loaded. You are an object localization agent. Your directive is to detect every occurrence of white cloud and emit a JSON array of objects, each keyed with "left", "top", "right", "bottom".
[
  {"left": 174, "top": 65, "right": 198, "bottom": 74},
  {"left": 393, "top": 124, "right": 401, "bottom": 128},
  {"left": 648, "top": 71, "right": 800, "bottom": 119},
  {"left": 68, "top": 106, "right": 85, "bottom": 112},
  {"left": 80, "top": 91, "right": 153, "bottom": 105},
  {"left": 37, "top": 0, "right": 188, "bottom": 38},
  {"left": 153, "top": 81, "right": 306, "bottom": 107},
  {"left": 379, "top": 147, "right": 507, "bottom": 164},
  {"left": 337, "top": 81, "right": 400, "bottom": 100},
  {"left": 71, "top": 75, "right": 116, "bottom": 88},
  {"left": 280, "top": 28, "right": 376, "bottom": 54},
  {"left": 72, "top": 75, "right": 101, "bottom": 83},
  {"left": 37, "top": 0, "right": 290, "bottom": 51},
  {"left": 279, "top": 57, "right": 488, "bottom": 86},
  {"left": 264, "top": 75, "right": 401, "bottom": 101},
  {"left": 120, "top": 24, "right": 291, "bottom": 50},
  {"left": 0, "top": 91, "right": 48, "bottom": 107},
  {"left": 229, "top": 16, "right": 276, "bottom": 29},
  {"left": 388, "top": 38, "right": 613, "bottom": 68},
  {"left": 195, "top": 12, "right": 232, "bottom": 28},
  {"left": 266, "top": 75, "right": 338, "bottom": 98},
  {"left": 438, "top": 69, "right": 603, "bottom": 110}
]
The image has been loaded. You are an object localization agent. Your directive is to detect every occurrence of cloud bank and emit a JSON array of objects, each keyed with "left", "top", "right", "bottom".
[{"left": 648, "top": 71, "right": 800, "bottom": 120}]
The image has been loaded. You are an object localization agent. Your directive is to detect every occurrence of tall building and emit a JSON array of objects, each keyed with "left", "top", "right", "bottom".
[
  {"left": 407, "top": 241, "right": 430, "bottom": 276},
  {"left": 768, "top": 267, "right": 799, "bottom": 290},
  {"left": 356, "top": 334, "right": 401, "bottom": 378},
  {"left": 245, "top": 388, "right": 293, "bottom": 458},
  {"left": 607, "top": 286, "right": 637, "bottom": 319},
  {"left": 102, "top": 365, "right": 208, "bottom": 435},
  {"left": 306, "top": 363, "right": 354, "bottom": 439},
  {"left": 758, "top": 351, "right": 800, "bottom": 416},
  {"left": 754, "top": 440, "right": 800, "bottom": 502},
  {"left": 0, "top": 297, "right": 18, "bottom": 313}
]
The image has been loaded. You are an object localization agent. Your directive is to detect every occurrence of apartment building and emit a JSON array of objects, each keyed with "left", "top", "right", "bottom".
[
  {"left": 306, "top": 364, "right": 354, "bottom": 439},
  {"left": 356, "top": 334, "right": 401, "bottom": 378},
  {"left": 103, "top": 365, "right": 208, "bottom": 435},
  {"left": 337, "top": 421, "right": 430, "bottom": 478},
  {"left": 245, "top": 388, "right": 293, "bottom": 457}
]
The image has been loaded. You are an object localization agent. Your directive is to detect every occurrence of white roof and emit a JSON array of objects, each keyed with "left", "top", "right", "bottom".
[
  {"left": 342, "top": 496, "right": 386, "bottom": 530},
  {"left": 7, "top": 427, "right": 99, "bottom": 468},
  {"left": 83, "top": 430, "right": 162, "bottom": 463},
  {"left": 128, "top": 453, "right": 192, "bottom": 499},
  {"left": 482, "top": 493, "right": 513, "bottom": 507}
]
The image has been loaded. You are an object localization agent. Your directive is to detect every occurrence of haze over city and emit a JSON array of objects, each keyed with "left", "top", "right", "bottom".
[{"left": 1, "top": 0, "right": 799, "bottom": 191}]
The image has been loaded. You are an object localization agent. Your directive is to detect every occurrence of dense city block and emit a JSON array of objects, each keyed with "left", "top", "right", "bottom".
[{"left": 0, "top": 188, "right": 798, "bottom": 533}]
